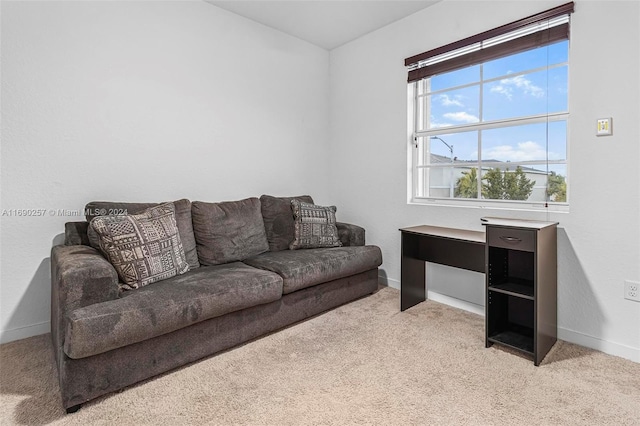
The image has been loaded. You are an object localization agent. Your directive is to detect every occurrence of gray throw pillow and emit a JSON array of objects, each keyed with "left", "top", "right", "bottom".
[
  {"left": 192, "top": 198, "right": 269, "bottom": 265},
  {"left": 89, "top": 203, "right": 190, "bottom": 290},
  {"left": 289, "top": 200, "right": 342, "bottom": 250},
  {"left": 85, "top": 199, "right": 200, "bottom": 269},
  {"left": 260, "top": 195, "right": 314, "bottom": 251}
]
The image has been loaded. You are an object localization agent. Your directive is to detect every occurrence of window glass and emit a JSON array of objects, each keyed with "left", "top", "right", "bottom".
[
  {"left": 547, "top": 65, "right": 568, "bottom": 113},
  {"left": 547, "top": 120, "right": 567, "bottom": 161},
  {"left": 430, "top": 65, "right": 480, "bottom": 92},
  {"left": 480, "top": 165, "right": 546, "bottom": 201},
  {"left": 427, "top": 86, "right": 480, "bottom": 129},
  {"left": 481, "top": 122, "right": 565, "bottom": 163},
  {"left": 422, "top": 131, "right": 479, "bottom": 163},
  {"left": 483, "top": 69, "right": 551, "bottom": 121},
  {"left": 483, "top": 40, "right": 568, "bottom": 81},
  {"left": 546, "top": 164, "right": 567, "bottom": 202},
  {"left": 484, "top": 46, "right": 551, "bottom": 80},
  {"left": 547, "top": 40, "right": 569, "bottom": 64},
  {"left": 420, "top": 166, "right": 480, "bottom": 199},
  {"left": 452, "top": 167, "right": 480, "bottom": 199},
  {"left": 426, "top": 167, "right": 453, "bottom": 198}
]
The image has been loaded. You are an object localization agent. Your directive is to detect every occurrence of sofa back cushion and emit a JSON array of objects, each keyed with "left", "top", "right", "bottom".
[
  {"left": 192, "top": 198, "right": 269, "bottom": 266},
  {"left": 260, "top": 195, "right": 314, "bottom": 252},
  {"left": 85, "top": 199, "right": 200, "bottom": 269}
]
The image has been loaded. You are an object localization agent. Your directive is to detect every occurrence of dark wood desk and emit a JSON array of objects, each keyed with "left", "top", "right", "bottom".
[
  {"left": 400, "top": 225, "right": 486, "bottom": 311},
  {"left": 401, "top": 220, "right": 558, "bottom": 366}
]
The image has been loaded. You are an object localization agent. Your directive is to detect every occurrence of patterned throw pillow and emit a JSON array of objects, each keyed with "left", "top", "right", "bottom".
[
  {"left": 260, "top": 195, "right": 314, "bottom": 252},
  {"left": 84, "top": 199, "right": 200, "bottom": 270},
  {"left": 90, "top": 203, "right": 190, "bottom": 290},
  {"left": 289, "top": 200, "right": 343, "bottom": 250}
]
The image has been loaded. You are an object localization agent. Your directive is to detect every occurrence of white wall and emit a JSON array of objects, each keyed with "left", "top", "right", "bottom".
[
  {"left": 329, "top": 0, "right": 640, "bottom": 361},
  {"left": 0, "top": 1, "right": 330, "bottom": 342}
]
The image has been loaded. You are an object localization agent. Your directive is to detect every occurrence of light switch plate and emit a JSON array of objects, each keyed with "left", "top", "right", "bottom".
[{"left": 596, "top": 118, "right": 612, "bottom": 136}]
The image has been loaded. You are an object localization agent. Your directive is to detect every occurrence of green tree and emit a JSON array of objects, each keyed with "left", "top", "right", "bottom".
[
  {"left": 482, "top": 168, "right": 504, "bottom": 200},
  {"left": 478, "top": 166, "right": 535, "bottom": 201},
  {"left": 503, "top": 166, "right": 536, "bottom": 200},
  {"left": 454, "top": 166, "right": 536, "bottom": 200},
  {"left": 547, "top": 171, "right": 567, "bottom": 202},
  {"left": 454, "top": 168, "right": 479, "bottom": 198}
]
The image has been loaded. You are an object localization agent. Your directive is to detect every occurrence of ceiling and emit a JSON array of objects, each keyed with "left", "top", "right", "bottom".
[{"left": 206, "top": 1, "right": 440, "bottom": 50}]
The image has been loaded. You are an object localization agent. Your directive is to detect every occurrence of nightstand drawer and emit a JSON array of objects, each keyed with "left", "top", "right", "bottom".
[{"left": 487, "top": 227, "right": 535, "bottom": 252}]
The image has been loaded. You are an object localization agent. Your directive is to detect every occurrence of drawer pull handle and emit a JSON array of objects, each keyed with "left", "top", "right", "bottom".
[{"left": 499, "top": 236, "right": 522, "bottom": 244}]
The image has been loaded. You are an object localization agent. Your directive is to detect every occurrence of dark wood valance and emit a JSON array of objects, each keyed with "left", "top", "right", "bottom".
[{"left": 406, "top": 2, "right": 574, "bottom": 83}]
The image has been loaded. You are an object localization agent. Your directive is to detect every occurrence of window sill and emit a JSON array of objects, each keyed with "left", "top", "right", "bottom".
[{"left": 409, "top": 197, "right": 569, "bottom": 214}]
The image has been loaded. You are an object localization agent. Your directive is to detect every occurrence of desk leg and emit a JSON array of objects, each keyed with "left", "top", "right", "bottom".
[{"left": 401, "top": 237, "right": 426, "bottom": 311}]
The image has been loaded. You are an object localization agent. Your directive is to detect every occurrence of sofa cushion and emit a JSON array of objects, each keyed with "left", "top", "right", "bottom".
[
  {"left": 243, "top": 246, "right": 382, "bottom": 294},
  {"left": 64, "top": 262, "right": 283, "bottom": 359},
  {"left": 85, "top": 199, "right": 200, "bottom": 269},
  {"left": 89, "top": 203, "right": 190, "bottom": 290},
  {"left": 289, "top": 200, "right": 342, "bottom": 250},
  {"left": 192, "top": 198, "right": 269, "bottom": 266},
  {"left": 260, "top": 195, "right": 314, "bottom": 252}
]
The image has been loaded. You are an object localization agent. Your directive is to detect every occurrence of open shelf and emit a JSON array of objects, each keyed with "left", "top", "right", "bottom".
[
  {"left": 488, "top": 327, "right": 534, "bottom": 355},
  {"left": 488, "top": 278, "right": 534, "bottom": 299},
  {"left": 487, "top": 288, "right": 535, "bottom": 357}
]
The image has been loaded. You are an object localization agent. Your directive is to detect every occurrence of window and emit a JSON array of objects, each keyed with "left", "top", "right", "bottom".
[{"left": 406, "top": 3, "right": 573, "bottom": 210}]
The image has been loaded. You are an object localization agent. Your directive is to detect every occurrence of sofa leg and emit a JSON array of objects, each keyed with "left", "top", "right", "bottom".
[{"left": 66, "top": 404, "right": 82, "bottom": 414}]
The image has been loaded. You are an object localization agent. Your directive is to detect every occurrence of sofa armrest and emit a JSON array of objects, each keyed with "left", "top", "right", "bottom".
[
  {"left": 50, "top": 245, "right": 119, "bottom": 357},
  {"left": 336, "top": 222, "right": 365, "bottom": 246},
  {"left": 65, "top": 222, "right": 90, "bottom": 246}
]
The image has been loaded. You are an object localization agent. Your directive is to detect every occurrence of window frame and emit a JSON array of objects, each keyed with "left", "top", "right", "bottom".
[{"left": 406, "top": 4, "right": 573, "bottom": 212}]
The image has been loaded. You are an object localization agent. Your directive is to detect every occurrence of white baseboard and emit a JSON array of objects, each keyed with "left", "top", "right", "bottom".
[
  {"left": 426, "top": 291, "right": 485, "bottom": 316},
  {"left": 379, "top": 275, "right": 484, "bottom": 316},
  {"left": 0, "top": 321, "right": 50, "bottom": 344},
  {"left": 378, "top": 274, "right": 398, "bottom": 289},
  {"left": 557, "top": 327, "right": 640, "bottom": 363},
  {"left": 381, "top": 274, "right": 639, "bottom": 363}
]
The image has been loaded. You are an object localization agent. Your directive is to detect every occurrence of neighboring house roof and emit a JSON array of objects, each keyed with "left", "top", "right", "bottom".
[{"left": 429, "top": 154, "right": 548, "bottom": 175}]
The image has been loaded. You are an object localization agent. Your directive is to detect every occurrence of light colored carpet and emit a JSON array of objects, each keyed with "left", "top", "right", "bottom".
[{"left": 1, "top": 287, "right": 639, "bottom": 425}]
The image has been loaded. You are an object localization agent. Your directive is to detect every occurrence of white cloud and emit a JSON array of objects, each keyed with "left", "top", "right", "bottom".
[
  {"left": 490, "top": 85, "right": 513, "bottom": 100},
  {"left": 483, "top": 140, "right": 558, "bottom": 162},
  {"left": 443, "top": 111, "right": 479, "bottom": 123},
  {"left": 430, "top": 122, "right": 453, "bottom": 129},
  {"left": 490, "top": 75, "right": 544, "bottom": 99},
  {"left": 439, "top": 94, "right": 463, "bottom": 107}
]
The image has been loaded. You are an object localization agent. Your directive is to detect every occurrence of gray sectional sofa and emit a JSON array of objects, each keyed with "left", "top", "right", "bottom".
[{"left": 51, "top": 195, "right": 382, "bottom": 413}]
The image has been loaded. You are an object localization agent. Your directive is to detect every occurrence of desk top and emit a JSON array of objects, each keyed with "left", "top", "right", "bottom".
[
  {"left": 400, "top": 225, "right": 486, "bottom": 244},
  {"left": 480, "top": 217, "right": 559, "bottom": 229}
]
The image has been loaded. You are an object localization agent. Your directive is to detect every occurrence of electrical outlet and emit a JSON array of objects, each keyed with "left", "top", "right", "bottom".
[{"left": 624, "top": 280, "right": 640, "bottom": 302}]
